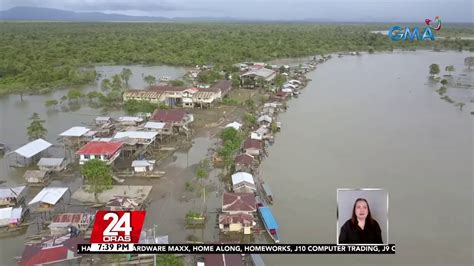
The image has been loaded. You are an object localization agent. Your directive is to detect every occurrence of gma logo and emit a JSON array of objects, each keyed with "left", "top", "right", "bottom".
[{"left": 388, "top": 26, "right": 435, "bottom": 41}]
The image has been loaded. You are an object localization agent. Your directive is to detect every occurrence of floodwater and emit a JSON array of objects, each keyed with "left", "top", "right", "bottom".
[
  {"left": 261, "top": 51, "right": 472, "bottom": 265},
  {"left": 0, "top": 65, "right": 185, "bottom": 263}
]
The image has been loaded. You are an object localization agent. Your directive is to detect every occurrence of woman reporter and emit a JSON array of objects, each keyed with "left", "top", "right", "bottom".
[{"left": 339, "top": 198, "right": 383, "bottom": 244}]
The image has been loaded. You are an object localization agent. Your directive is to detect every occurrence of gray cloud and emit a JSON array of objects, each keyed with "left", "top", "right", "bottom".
[{"left": 1, "top": 0, "right": 472, "bottom": 22}]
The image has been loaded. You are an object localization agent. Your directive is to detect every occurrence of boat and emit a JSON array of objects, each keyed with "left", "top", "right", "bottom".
[
  {"left": 258, "top": 206, "right": 280, "bottom": 243},
  {"left": 261, "top": 183, "right": 274, "bottom": 204}
]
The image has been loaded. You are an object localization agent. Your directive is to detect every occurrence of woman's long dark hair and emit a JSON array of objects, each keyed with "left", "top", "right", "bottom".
[{"left": 351, "top": 198, "right": 374, "bottom": 226}]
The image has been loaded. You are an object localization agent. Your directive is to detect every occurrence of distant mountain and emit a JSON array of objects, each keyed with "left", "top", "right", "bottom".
[{"left": 0, "top": 6, "right": 171, "bottom": 21}]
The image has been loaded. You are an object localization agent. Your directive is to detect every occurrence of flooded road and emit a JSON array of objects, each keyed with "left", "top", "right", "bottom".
[{"left": 262, "top": 51, "right": 472, "bottom": 265}]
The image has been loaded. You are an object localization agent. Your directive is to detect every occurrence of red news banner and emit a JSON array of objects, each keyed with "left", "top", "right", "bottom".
[{"left": 80, "top": 210, "right": 395, "bottom": 254}]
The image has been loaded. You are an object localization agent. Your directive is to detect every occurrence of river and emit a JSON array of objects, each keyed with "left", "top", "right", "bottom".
[{"left": 262, "top": 51, "right": 472, "bottom": 265}]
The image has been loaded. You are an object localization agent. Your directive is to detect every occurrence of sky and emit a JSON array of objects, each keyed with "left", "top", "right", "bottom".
[{"left": 1, "top": 0, "right": 473, "bottom": 22}]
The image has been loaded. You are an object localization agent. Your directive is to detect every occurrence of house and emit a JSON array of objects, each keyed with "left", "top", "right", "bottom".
[
  {"left": 59, "top": 126, "right": 90, "bottom": 139},
  {"left": 0, "top": 186, "right": 26, "bottom": 207},
  {"left": 37, "top": 158, "right": 67, "bottom": 172},
  {"left": 95, "top": 116, "right": 112, "bottom": 125},
  {"left": 272, "top": 91, "right": 290, "bottom": 101},
  {"left": 0, "top": 207, "right": 23, "bottom": 227},
  {"left": 28, "top": 187, "right": 69, "bottom": 210},
  {"left": 143, "top": 122, "right": 173, "bottom": 136},
  {"left": 250, "top": 126, "right": 270, "bottom": 141},
  {"left": 222, "top": 192, "right": 257, "bottom": 215},
  {"left": 288, "top": 79, "right": 302, "bottom": 86},
  {"left": 204, "top": 254, "right": 244, "bottom": 266},
  {"left": 262, "top": 102, "right": 281, "bottom": 115},
  {"left": 113, "top": 131, "right": 158, "bottom": 145},
  {"left": 19, "top": 234, "right": 85, "bottom": 266},
  {"left": 257, "top": 115, "right": 272, "bottom": 126},
  {"left": 209, "top": 80, "right": 233, "bottom": 98},
  {"left": 150, "top": 109, "right": 192, "bottom": 130},
  {"left": 123, "top": 90, "right": 164, "bottom": 103},
  {"left": 117, "top": 116, "right": 144, "bottom": 126},
  {"left": 219, "top": 213, "right": 255, "bottom": 235},
  {"left": 49, "top": 213, "right": 94, "bottom": 236},
  {"left": 76, "top": 141, "right": 123, "bottom": 165},
  {"left": 182, "top": 88, "right": 199, "bottom": 108},
  {"left": 132, "top": 160, "right": 155, "bottom": 173},
  {"left": 234, "top": 153, "right": 254, "bottom": 172},
  {"left": 106, "top": 196, "right": 141, "bottom": 211},
  {"left": 231, "top": 172, "right": 256, "bottom": 193},
  {"left": 241, "top": 67, "right": 276, "bottom": 88},
  {"left": 150, "top": 85, "right": 187, "bottom": 107},
  {"left": 225, "top": 122, "right": 242, "bottom": 131},
  {"left": 8, "top": 139, "right": 52, "bottom": 167},
  {"left": 24, "top": 170, "right": 50, "bottom": 186},
  {"left": 242, "top": 139, "right": 263, "bottom": 156},
  {"left": 193, "top": 91, "right": 218, "bottom": 108}
]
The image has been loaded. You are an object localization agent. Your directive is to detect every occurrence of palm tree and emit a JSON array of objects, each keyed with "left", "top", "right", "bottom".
[{"left": 121, "top": 68, "right": 133, "bottom": 86}]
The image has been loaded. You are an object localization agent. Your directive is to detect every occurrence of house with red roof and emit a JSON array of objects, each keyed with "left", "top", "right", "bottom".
[
  {"left": 234, "top": 153, "right": 255, "bottom": 173},
  {"left": 242, "top": 138, "right": 263, "bottom": 156},
  {"left": 20, "top": 234, "right": 85, "bottom": 266},
  {"left": 222, "top": 192, "right": 257, "bottom": 215},
  {"left": 219, "top": 213, "right": 255, "bottom": 235},
  {"left": 150, "top": 109, "right": 193, "bottom": 131},
  {"left": 75, "top": 141, "right": 122, "bottom": 165}
]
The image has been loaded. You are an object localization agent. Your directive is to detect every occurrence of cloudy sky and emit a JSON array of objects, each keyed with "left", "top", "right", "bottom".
[{"left": 1, "top": 0, "right": 472, "bottom": 22}]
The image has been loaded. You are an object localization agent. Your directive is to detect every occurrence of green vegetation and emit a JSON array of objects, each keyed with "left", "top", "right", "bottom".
[
  {"left": 156, "top": 254, "right": 184, "bottom": 266},
  {"left": 67, "top": 88, "right": 82, "bottom": 101},
  {"left": 440, "top": 79, "right": 448, "bottom": 86},
  {"left": 465, "top": 57, "right": 474, "bottom": 69},
  {"left": 445, "top": 65, "right": 455, "bottom": 73},
  {"left": 120, "top": 68, "right": 132, "bottom": 86},
  {"left": 81, "top": 159, "right": 113, "bottom": 200},
  {"left": 222, "top": 98, "right": 240, "bottom": 106},
  {"left": 44, "top": 99, "right": 59, "bottom": 108},
  {"left": 196, "top": 159, "right": 210, "bottom": 179},
  {"left": 143, "top": 75, "right": 156, "bottom": 86},
  {"left": 436, "top": 86, "right": 447, "bottom": 95},
  {"left": 429, "top": 64, "right": 440, "bottom": 76},
  {"left": 218, "top": 127, "right": 243, "bottom": 170},
  {"left": 1, "top": 22, "right": 473, "bottom": 95},
  {"left": 169, "top": 79, "right": 185, "bottom": 87},
  {"left": 123, "top": 99, "right": 167, "bottom": 114},
  {"left": 26, "top": 112, "right": 47, "bottom": 140},
  {"left": 244, "top": 113, "right": 257, "bottom": 127},
  {"left": 274, "top": 73, "right": 287, "bottom": 88}
]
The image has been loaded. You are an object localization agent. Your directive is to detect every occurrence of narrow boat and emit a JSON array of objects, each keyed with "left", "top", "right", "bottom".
[
  {"left": 258, "top": 206, "right": 280, "bottom": 243},
  {"left": 261, "top": 183, "right": 274, "bottom": 204}
]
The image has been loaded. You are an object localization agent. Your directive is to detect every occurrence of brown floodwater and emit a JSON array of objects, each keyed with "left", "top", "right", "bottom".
[{"left": 261, "top": 51, "right": 472, "bottom": 266}]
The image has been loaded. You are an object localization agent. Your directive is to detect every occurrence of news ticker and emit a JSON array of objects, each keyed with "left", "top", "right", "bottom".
[{"left": 78, "top": 244, "right": 396, "bottom": 254}]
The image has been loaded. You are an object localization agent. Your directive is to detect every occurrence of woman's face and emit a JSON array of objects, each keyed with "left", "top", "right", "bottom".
[{"left": 355, "top": 200, "right": 368, "bottom": 220}]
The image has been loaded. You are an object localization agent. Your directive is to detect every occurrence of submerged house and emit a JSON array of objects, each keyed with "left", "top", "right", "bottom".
[
  {"left": 113, "top": 131, "right": 158, "bottom": 146},
  {"left": 234, "top": 153, "right": 255, "bottom": 173},
  {"left": 231, "top": 172, "right": 256, "bottom": 193},
  {"left": 131, "top": 160, "right": 155, "bottom": 173},
  {"left": 0, "top": 186, "right": 26, "bottom": 207},
  {"left": 150, "top": 109, "right": 193, "bottom": 131},
  {"left": 37, "top": 158, "right": 67, "bottom": 172},
  {"left": 219, "top": 213, "right": 255, "bottom": 235},
  {"left": 117, "top": 116, "right": 144, "bottom": 126},
  {"left": 28, "top": 187, "right": 69, "bottom": 210},
  {"left": 8, "top": 139, "right": 52, "bottom": 167},
  {"left": 143, "top": 122, "right": 173, "bottom": 136},
  {"left": 76, "top": 141, "right": 123, "bottom": 165},
  {"left": 24, "top": 170, "right": 50, "bottom": 186},
  {"left": 242, "top": 139, "right": 263, "bottom": 156},
  {"left": 0, "top": 207, "right": 23, "bottom": 227},
  {"left": 19, "top": 234, "right": 85, "bottom": 266},
  {"left": 241, "top": 67, "right": 276, "bottom": 89},
  {"left": 49, "top": 213, "right": 94, "bottom": 236}
]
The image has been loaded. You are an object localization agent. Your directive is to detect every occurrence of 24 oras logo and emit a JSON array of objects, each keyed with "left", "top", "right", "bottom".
[
  {"left": 389, "top": 16, "right": 442, "bottom": 41},
  {"left": 90, "top": 211, "right": 146, "bottom": 244}
]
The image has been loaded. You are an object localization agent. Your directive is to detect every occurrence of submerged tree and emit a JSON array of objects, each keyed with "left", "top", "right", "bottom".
[
  {"left": 465, "top": 57, "right": 474, "bottom": 69},
  {"left": 44, "top": 99, "right": 58, "bottom": 108},
  {"left": 144, "top": 75, "right": 156, "bottom": 86},
  {"left": 27, "top": 112, "right": 47, "bottom": 140},
  {"left": 445, "top": 65, "right": 455, "bottom": 73},
  {"left": 121, "top": 68, "right": 132, "bottom": 86},
  {"left": 101, "top": 78, "right": 112, "bottom": 91},
  {"left": 81, "top": 159, "right": 113, "bottom": 201},
  {"left": 429, "top": 64, "right": 440, "bottom": 76}
]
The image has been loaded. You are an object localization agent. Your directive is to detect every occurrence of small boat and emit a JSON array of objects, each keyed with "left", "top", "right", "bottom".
[
  {"left": 261, "top": 183, "right": 274, "bottom": 204},
  {"left": 258, "top": 206, "right": 280, "bottom": 243},
  {"left": 159, "top": 76, "right": 171, "bottom": 82}
]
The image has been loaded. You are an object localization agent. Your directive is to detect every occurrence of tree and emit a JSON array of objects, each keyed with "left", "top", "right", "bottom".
[
  {"left": 101, "top": 79, "right": 111, "bottom": 91},
  {"left": 27, "top": 113, "right": 47, "bottom": 140},
  {"left": 440, "top": 79, "right": 448, "bottom": 86},
  {"left": 67, "top": 88, "right": 82, "bottom": 101},
  {"left": 445, "top": 65, "right": 455, "bottom": 73},
  {"left": 230, "top": 73, "right": 241, "bottom": 88},
  {"left": 274, "top": 73, "right": 287, "bottom": 88},
  {"left": 465, "top": 57, "right": 474, "bottom": 69},
  {"left": 81, "top": 159, "right": 113, "bottom": 200},
  {"left": 170, "top": 80, "right": 185, "bottom": 87},
  {"left": 429, "top": 64, "right": 440, "bottom": 76},
  {"left": 111, "top": 74, "right": 123, "bottom": 91},
  {"left": 121, "top": 68, "right": 132, "bottom": 86},
  {"left": 244, "top": 113, "right": 257, "bottom": 127},
  {"left": 124, "top": 100, "right": 159, "bottom": 114},
  {"left": 87, "top": 91, "right": 103, "bottom": 101},
  {"left": 144, "top": 75, "right": 156, "bottom": 86},
  {"left": 44, "top": 99, "right": 58, "bottom": 108},
  {"left": 196, "top": 159, "right": 210, "bottom": 179},
  {"left": 244, "top": 98, "right": 256, "bottom": 112},
  {"left": 455, "top": 102, "right": 465, "bottom": 111}
]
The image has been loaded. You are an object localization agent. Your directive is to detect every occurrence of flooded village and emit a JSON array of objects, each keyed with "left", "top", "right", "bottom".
[{"left": 0, "top": 55, "right": 331, "bottom": 265}]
